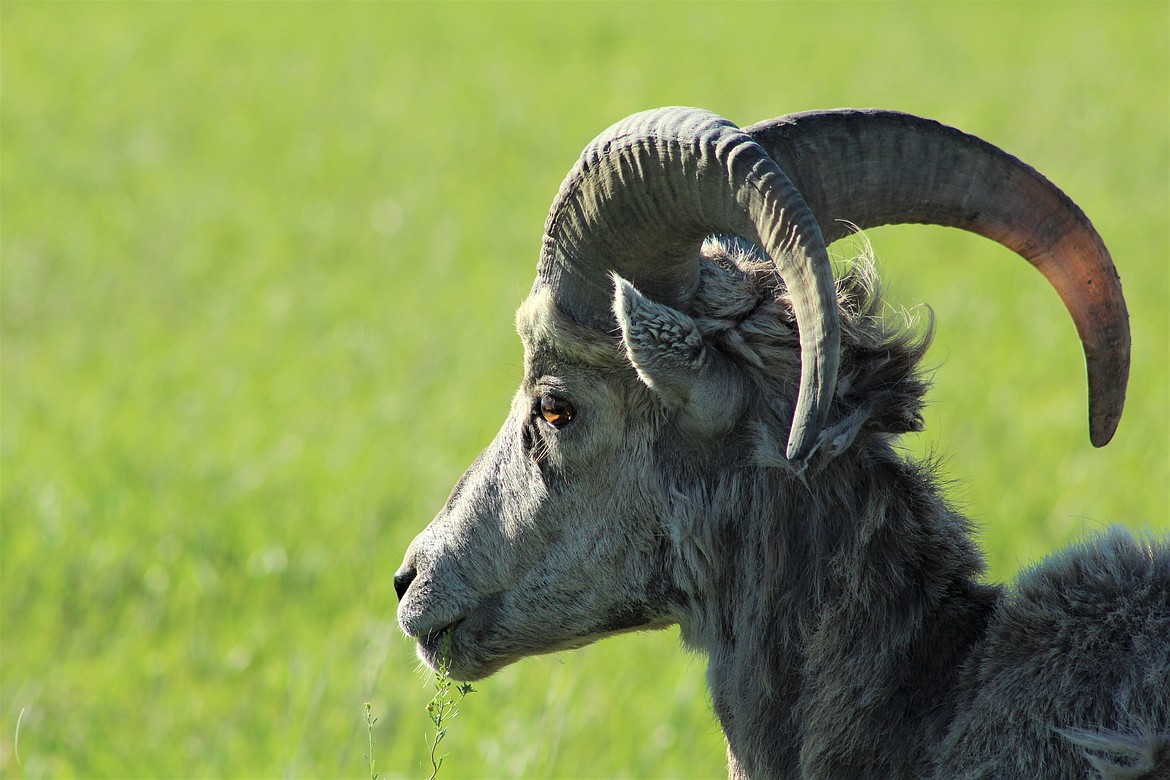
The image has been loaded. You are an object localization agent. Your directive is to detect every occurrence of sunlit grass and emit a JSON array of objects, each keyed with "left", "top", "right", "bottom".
[{"left": 2, "top": 2, "right": 1166, "bottom": 777}]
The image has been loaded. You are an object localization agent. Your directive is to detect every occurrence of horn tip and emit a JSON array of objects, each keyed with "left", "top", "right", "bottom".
[
  {"left": 785, "top": 425, "right": 820, "bottom": 466},
  {"left": 1089, "top": 410, "right": 1123, "bottom": 448},
  {"left": 1084, "top": 329, "right": 1130, "bottom": 448}
]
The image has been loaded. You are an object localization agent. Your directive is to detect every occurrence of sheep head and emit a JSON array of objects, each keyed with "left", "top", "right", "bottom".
[{"left": 394, "top": 107, "right": 1129, "bottom": 681}]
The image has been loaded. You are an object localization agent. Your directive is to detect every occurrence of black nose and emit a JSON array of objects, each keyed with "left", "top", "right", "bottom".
[{"left": 393, "top": 566, "right": 417, "bottom": 601}]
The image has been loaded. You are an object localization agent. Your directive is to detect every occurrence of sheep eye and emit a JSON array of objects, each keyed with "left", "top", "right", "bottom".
[{"left": 539, "top": 393, "right": 574, "bottom": 429}]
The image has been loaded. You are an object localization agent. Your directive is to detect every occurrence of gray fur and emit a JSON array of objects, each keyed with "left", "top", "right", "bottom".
[{"left": 397, "top": 233, "right": 1168, "bottom": 777}]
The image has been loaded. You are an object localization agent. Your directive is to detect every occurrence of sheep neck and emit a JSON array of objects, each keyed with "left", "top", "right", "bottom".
[{"left": 688, "top": 445, "right": 1001, "bottom": 778}]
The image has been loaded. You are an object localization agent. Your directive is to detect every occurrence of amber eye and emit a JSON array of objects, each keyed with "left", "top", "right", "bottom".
[{"left": 539, "top": 393, "right": 574, "bottom": 429}]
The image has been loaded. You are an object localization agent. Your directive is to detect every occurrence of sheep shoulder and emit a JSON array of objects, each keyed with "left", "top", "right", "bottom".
[{"left": 936, "top": 528, "right": 1170, "bottom": 778}]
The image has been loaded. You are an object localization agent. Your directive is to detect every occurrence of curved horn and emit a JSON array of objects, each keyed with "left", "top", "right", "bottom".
[
  {"left": 536, "top": 107, "right": 839, "bottom": 463},
  {"left": 746, "top": 109, "right": 1129, "bottom": 446}
]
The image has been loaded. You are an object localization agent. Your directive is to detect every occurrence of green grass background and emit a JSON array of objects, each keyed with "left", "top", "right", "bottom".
[{"left": 2, "top": 2, "right": 1167, "bottom": 777}]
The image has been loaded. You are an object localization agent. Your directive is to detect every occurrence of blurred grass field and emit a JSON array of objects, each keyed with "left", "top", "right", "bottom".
[{"left": 2, "top": 2, "right": 1167, "bottom": 778}]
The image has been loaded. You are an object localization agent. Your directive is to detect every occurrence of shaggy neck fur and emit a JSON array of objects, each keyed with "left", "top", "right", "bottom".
[
  {"left": 664, "top": 241, "right": 1001, "bottom": 777},
  {"left": 686, "top": 447, "right": 1000, "bottom": 778}
]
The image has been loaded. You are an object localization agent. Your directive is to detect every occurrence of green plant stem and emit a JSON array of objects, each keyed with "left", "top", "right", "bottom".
[
  {"left": 425, "top": 633, "right": 474, "bottom": 780},
  {"left": 365, "top": 701, "right": 379, "bottom": 780}
]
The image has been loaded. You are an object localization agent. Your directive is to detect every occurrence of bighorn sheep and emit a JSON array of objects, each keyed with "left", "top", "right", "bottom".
[{"left": 394, "top": 107, "right": 1169, "bottom": 778}]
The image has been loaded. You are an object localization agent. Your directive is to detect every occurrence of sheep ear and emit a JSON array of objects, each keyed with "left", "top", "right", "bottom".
[{"left": 613, "top": 275, "right": 741, "bottom": 433}]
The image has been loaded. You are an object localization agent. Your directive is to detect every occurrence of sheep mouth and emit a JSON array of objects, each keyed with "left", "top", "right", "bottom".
[
  {"left": 412, "top": 598, "right": 541, "bottom": 681},
  {"left": 415, "top": 618, "right": 465, "bottom": 665},
  {"left": 414, "top": 618, "right": 514, "bottom": 681}
]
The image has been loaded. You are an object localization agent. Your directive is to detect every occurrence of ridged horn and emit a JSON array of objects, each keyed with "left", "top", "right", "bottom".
[
  {"left": 536, "top": 107, "right": 839, "bottom": 463},
  {"left": 747, "top": 109, "right": 1129, "bottom": 446}
]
